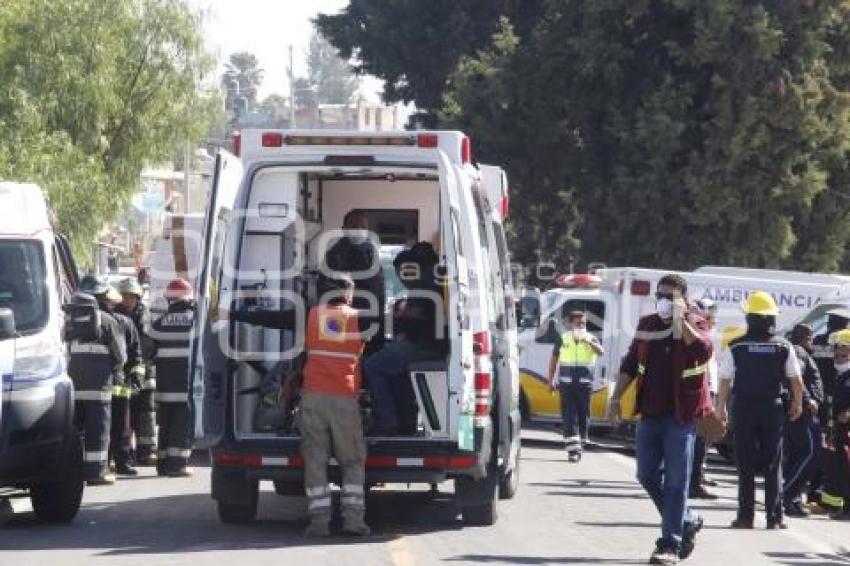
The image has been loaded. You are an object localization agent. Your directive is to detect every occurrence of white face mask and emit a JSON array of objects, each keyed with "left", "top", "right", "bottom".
[
  {"left": 656, "top": 298, "right": 673, "bottom": 319},
  {"left": 346, "top": 229, "right": 370, "bottom": 245},
  {"left": 835, "top": 361, "right": 850, "bottom": 373}
]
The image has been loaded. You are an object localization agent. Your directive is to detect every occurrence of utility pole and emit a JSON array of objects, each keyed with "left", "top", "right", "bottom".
[
  {"left": 288, "top": 44, "right": 296, "bottom": 128},
  {"left": 183, "top": 139, "right": 192, "bottom": 213}
]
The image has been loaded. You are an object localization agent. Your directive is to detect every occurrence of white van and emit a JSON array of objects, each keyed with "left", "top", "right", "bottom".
[
  {"left": 0, "top": 182, "right": 84, "bottom": 522},
  {"left": 518, "top": 266, "right": 850, "bottom": 427},
  {"left": 191, "top": 130, "right": 520, "bottom": 525}
]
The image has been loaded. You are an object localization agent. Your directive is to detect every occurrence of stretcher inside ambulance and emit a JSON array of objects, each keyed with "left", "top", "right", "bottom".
[{"left": 518, "top": 267, "right": 850, "bottom": 428}]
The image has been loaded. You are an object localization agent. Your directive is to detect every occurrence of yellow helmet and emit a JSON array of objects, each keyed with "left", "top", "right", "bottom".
[
  {"left": 721, "top": 325, "right": 746, "bottom": 350},
  {"left": 743, "top": 291, "right": 779, "bottom": 316},
  {"left": 828, "top": 328, "right": 850, "bottom": 347}
]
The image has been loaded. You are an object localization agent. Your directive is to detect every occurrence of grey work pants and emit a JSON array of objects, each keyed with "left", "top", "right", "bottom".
[{"left": 300, "top": 392, "right": 366, "bottom": 524}]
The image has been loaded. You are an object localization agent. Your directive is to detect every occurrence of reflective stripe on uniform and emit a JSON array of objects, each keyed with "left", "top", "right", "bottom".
[
  {"left": 142, "top": 379, "right": 157, "bottom": 390},
  {"left": 155, "top": 391, "right": 189, "bottom": 402},
  {"left": 164, "top": 448, "right": 191, "bottom": 459},
  {"left": 308, "top": 349, "right": 359, "bottom": 361},
  {"left": 341, "top": 496, "right": 364, "bottom": 507},
  {"left": 113, "top": 385, "right": 133, "bottom": 398},
  {"left": 70, "top": 343, "right": 110, "bottom": 355},
  {"left": 682, "top": 364, "right": 707, "bottom": 379},
  {"left": 84, "top": 450, "right": 108, "bottom": 462},
  {"left": 157, "top": 347, "right": 190, "bottom": 359},
  {"left": 821, "top": 491, "right": 844, "bottom": 508},
  {"left": 307, "top": 497, "right": 332, "bottom": 511},
  {"left": 75, "top": 390, "right": 113, "bottom": 402},
  {"left": 305, "top": 486, "right": 330, "bottom": 497},
  {"left": 342, "top": 484, "right": 364, "bottom": 496},
  {"left": 129, "top": 364, "right": 146, "bottom": 377},
  {"left": 136, "top": 436, "right": 156, "bottom": 446}
]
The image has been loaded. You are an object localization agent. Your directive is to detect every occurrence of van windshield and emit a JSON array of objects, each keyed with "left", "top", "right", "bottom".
[{"left": 0, "top": 240, "right": 49, "bottom": 334}]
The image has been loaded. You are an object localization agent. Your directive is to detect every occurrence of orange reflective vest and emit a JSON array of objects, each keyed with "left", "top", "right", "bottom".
[{"left": 302, "top": 304, "right": 365, "bottom": 398}]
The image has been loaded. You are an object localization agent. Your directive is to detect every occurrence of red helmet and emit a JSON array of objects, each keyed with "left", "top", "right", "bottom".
[{"left": 164, "top": 278, "right": 193, "bottom": 302}]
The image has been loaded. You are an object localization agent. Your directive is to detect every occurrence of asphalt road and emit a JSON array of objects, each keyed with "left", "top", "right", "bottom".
[{"left": 1, "top": 429, "right": 848, "bottom": 566}]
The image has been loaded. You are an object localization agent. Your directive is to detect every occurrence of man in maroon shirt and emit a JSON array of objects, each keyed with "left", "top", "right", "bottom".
[{"left": 607, "top": 274, "right": 713, "bottom": 565}]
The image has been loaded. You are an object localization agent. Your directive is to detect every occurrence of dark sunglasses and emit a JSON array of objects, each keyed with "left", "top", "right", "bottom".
[{"left": 655, "top": 291, "right": 676, "bottom": 301}]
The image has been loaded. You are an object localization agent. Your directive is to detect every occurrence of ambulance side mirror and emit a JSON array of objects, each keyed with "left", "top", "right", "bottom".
[{"left": 0, "top": 308, "right": 16, "bottom": 341}]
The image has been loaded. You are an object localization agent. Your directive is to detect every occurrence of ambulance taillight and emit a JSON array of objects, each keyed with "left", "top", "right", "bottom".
[{"left": 473, "top": 330, "right": 492, "bottom": 422}]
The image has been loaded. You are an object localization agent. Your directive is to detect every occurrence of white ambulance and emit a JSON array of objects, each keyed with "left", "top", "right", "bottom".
[
  {"left": 191, "top": 130, "right": 520, "bottom": 525},
  {"left": 518, "top": 266, "right": 850, "bottom": 427}
]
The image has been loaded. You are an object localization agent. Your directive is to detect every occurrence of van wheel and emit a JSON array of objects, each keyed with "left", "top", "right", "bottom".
[
  {"left": 31, "top": 432, "right": 84, "bottom": 523},
  {"left": 498, "top": 447, "right": 520, "bottom": 500},
  {"left": 273, "top": 480, "right": 304, "bottom": 496}
]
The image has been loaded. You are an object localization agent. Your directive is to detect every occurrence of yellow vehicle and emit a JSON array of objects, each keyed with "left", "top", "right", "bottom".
[{"left": 517, "top": 267, "right": 848, "bottom": 428}]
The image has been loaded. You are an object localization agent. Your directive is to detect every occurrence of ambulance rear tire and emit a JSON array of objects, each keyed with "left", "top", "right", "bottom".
[
  {"left": 217, "top": 481, "right": 258, "bottom": 523},
  {"left": 519, "top": 391, "right": 530, "bottom": 423},
  {"left": 498, "top": 447, "right": 520, "bottom": 500},
  {"left": 218, "top": 499, "right": 257, "bottom": 523},
  {"left": 461, "top": 499, "right": 498, "bottom": 526},
  {"left": 31, "top": 432, "right": 84, "bottom": 523},
  {"left": 457, "top": 476, "right": 499, "bottom": 526}
]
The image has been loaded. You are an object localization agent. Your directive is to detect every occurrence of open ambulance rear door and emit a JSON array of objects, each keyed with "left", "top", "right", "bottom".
[{"left": 191, "top": 150, "right": 243, "bottom": 447}]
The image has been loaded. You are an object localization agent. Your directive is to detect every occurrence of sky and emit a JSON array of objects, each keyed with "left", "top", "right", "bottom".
[{"left": 190, "top": 0, "right": 383, "bottom": 102}]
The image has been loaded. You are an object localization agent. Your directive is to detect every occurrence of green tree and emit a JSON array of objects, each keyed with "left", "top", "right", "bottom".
[
  {"left": 0, "top": 0, "right": 216, "bottom": 264},
  {"left": 315, "top": 0, "right": 528, "bottom": 113},
  {"left": 307, "top": 32, "right": 359, "bottom": 105},
  {"left": 445, "top": 1, "right": 850, "bottom": 272},
  {"left": 222, "top": 51, "right": 264, "bottom": 110},
  {"left": 257, "top": 93, "right": 291, "bottom": 128}
]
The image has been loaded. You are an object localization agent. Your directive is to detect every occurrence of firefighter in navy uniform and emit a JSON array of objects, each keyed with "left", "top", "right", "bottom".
[
  {"left": 151, "top": 279, "right": 196, "bottom": 477},
  {"left": 64, "top": 290, "right": 126, "bottom": 485},
  {"left": 810, "top": 310, "right": 849, "bottom": 507},
  {"left": 783, "top": 324, "right": 824, "bottom": 517},
  {"left": 117, "top": 278, "right": 158, "bottom": 465},
  {"left": 717, "top": 292, "right": 804, "bottom": 529},
  {"left": 821, "top": 329, "right": 850, "bottom": 520},
  {"left": 104, "top": 286, "right": 142, "bottom": 477}
]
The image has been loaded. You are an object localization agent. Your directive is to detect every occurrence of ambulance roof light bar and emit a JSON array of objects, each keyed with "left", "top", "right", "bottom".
[{"left": 247, "top": 130, "right": 471, "bottom": 164}]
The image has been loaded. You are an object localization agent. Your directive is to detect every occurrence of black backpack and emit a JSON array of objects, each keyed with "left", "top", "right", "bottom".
[{"left": 62, "top": 292, "right": 102, "bottom": 342}]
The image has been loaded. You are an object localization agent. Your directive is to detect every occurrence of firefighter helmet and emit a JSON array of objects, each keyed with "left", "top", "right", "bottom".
[{"left": 164, "top": 278, "right": 193, "bottom": 302}]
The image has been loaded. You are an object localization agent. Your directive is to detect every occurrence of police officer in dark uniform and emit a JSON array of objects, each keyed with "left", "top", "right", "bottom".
[
  {"left": 104, "top": 286, "right": 142, "bottom": 477},
  {"left": 64, "top": 288, "right": 126, "bottom": 485},
  {"left": 717, "top": 292, "right": 804, "bottom": 529},
  {"left": 117, "top": 278, "right": 157, "bottom": 465},
  {"left": 783, "top": 324, "right": 824, "bottom": 517},
  {"left": 151, "top": 278, "right": 195, "bottom": 477}
]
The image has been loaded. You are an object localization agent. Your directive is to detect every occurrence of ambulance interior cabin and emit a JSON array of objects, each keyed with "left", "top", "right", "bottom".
[{"left": 230, "top": 164, "right": 449, "bottom": 440}]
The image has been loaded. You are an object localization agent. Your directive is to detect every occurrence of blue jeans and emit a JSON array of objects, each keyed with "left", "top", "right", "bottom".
[
  {"left": 363, "top": 339, "right": 441, "bottom": 432},
  {"left": 636, "top": 415, "right": 697, "bottom": 550}
]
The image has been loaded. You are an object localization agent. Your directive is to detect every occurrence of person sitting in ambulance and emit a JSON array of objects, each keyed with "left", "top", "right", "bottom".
[
  {"left": 323, "top": 209, "right": 385, "bottom": 354},
  {"left": 363, "top": 242, "right": 447, "bottom": 436}
]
